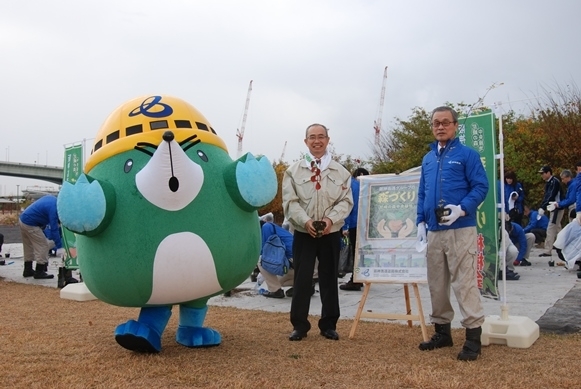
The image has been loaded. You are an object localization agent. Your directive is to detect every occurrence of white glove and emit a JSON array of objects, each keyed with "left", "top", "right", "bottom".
[
  {"left": 439, "top": 204, "right": 462, "bottom": 226},
  {"left": 416, "top": 222, "right": 427, "bottom": 252},
  {"left": 538, "top": 208, "right": 544, "bottom": 216},
  {"left": 547, "top": 202, "right": 557, "bottom": 212},
  {"left": 56, "top": 248, "right": 67, "bottom": 258}
]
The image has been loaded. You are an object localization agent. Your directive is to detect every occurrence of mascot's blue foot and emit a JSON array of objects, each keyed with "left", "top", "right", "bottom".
[
  {"left": 176, "top": 305, "right": 221, "bottom": 347},
  {"left": 115, "top": 320, "right": 162, "bottom": 353},
  {"left": 176, "top": 325, "right": 221, "bottom": 348},
  {"left": 115, "top": 306, "right": 171, "bottom": 353}
]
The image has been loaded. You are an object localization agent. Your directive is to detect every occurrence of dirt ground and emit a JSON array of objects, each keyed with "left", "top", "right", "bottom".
[{"left": 1, "top": 279, "right": 581, "bottom": 388}]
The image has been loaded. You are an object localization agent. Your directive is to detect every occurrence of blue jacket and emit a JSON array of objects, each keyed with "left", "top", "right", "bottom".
[
  {"left": 523, "top": 210, "right": 549, "bottom": 233},
  {"left": 559, "top": 177, "right": 579, "bottom": 209},
  {"left": 261, "top": 222, "right": 293, "bottom": 260},
  {"left": 344, "top": 177, "right": 360, "bottom": 230},
  {"left": 19, "top": 195, "right": 63, "bottom": 249},
  {"left": 576, "top": 174, "right": 581, "bottom": 213},
  {"left": 497, "top": 180, "right": 525, "bottom": 213},
  {"left": 417, "top": 137, "right": 489, "bottom": 231},
  {"left": 508, "top": 222, "right": 528, "bottom": 261}
]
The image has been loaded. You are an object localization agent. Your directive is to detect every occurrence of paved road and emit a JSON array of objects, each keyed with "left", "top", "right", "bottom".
[
  {"left": 0, "top": 225, "right": 21, "bottom": 244},
  {"left": 1, "top": 229, "right": 579, "bottom": 334}
]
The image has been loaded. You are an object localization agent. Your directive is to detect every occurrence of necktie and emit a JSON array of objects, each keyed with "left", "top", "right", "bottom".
[{"left": 315, "top": 158, "right": 321, "bottom": 165}]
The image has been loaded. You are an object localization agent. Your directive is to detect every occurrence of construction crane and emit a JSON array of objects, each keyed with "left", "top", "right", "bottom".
[
  {"left": 373, "top": 66, "right": 388, "bottom": 146},
  {"left": 236, "top": 80, "right": 253, "bottom": 158},
  {"left": 280, "top": 140, "right": 287, "bottom": 162}
]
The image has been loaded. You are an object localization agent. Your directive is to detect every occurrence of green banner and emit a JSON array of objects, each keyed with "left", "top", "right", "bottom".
[
  {"left": 62, "top": 144, "right": 83, "bottom": 269},
  {"left": 458, "top": 111, "right": 499, "bottom": 299}
]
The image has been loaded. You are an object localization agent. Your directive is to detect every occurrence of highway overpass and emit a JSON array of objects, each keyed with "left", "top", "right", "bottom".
[{"left": 0, "top": 161, "right": 63, "bottom": 185}]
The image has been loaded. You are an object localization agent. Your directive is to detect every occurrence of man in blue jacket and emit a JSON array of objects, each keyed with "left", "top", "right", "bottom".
[
  {"left": 258, "top": 219, "right": 295, "bottom": 298},
  {"left": 554, "top": 166, "right": 580, "bottom": 224},
  {"left": 19, "top": 195, "right": 64, "bottom": 279},
  {"left": 416, "top": 106, "right": 489, "bottom": 361},
  {"left": 506, "top": 222, "right": 535, "bottom": 267},
  {"left": 523, "top": 205, "right": 549, "bottom": 246}
]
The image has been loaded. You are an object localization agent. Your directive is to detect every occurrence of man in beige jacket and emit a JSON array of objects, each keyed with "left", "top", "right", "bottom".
[{"left": 282, "top": 123, "right": 352, "bottom": 341}]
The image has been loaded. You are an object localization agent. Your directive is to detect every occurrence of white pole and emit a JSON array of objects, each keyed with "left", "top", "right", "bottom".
[{"left": 498, "top": 113, "right": 509, "bottom": 320}]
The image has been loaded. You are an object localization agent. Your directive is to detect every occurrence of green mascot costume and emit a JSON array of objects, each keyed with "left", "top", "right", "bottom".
[{"left": 57, "top": 95, "right": 277, "bottom": 353}]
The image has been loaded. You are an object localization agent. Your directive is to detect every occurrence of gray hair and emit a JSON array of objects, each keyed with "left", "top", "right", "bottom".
[
  {"left": 305, "top": 123, "right": 329, "bottom": 138},
  {"left": 431, "top": 106, "right": 459, "bottom": 122},
  {"left": 261, "top": 212, "right": 274, "bottom": 222},
  {"left": 561, "top": 169, "right": 572, "bottom": 179}
]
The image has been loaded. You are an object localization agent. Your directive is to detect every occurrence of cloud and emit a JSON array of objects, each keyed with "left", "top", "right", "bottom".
[{"left": 1, "top": 0, "right": 580, "bottom": 193}]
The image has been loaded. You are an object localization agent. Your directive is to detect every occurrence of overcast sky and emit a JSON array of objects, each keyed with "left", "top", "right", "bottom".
[{"left": 1, "top": 0, "right": 580, "bottom": 195}]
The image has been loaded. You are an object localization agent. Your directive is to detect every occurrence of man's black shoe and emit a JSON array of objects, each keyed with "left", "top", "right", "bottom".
[
  {"left": 23, "top": 261, "right": 35, "bottom": 277},
  {"left": 539, "top": 253, "right": 552, "bottom": 257},
  {"left": 457, "top": 327, "right": 482, "bottom": 361},
  {"left": 339, "top": 281, "right": 362, "bottom": 291},
  {"left": 320, "top": 329, "right": 339, "bottom": 340},
  {"left": 263, "top": 289, "right": 284, "bottom": 299},
  {"left": 289, "top": 330, "right": 307, "bottom": 341},
  {"left": 419, "top": 323, "right": 453, "bottom": 350},
  {"left": 23, "top": 269, "right": 35, "bottom": 277},
  {"left": 33, "top": 269, "right": 54, "bottom": 279},
  {"left": 498, "top": 270, "right": 520, "bottom": 280},
  {"left": 250, "top": 266, "right": 259, "bottom": 282},
  {"left": 519, "top": 259, "right": 532, "bottom": 266}
]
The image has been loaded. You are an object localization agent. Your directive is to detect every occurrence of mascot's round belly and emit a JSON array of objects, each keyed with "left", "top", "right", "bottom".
[{"left": 147, "top": 232, "right": 221, "bottom": 305}]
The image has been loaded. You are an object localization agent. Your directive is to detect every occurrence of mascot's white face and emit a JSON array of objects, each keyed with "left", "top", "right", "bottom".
[{"left": 136, "top": 132, "right": 204, "bottom": 211}]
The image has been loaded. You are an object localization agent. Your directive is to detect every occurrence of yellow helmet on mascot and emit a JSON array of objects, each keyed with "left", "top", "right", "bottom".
[{"left": 85, "top": 95, "right": 228, "bottom": 172}]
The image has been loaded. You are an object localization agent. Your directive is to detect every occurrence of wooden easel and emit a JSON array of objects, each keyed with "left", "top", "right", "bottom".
[{"left": 348, "top": 282, "right": 428, "bottom": 341}]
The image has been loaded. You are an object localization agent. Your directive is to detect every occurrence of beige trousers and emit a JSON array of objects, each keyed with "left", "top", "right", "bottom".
[
  {"left": 544, "top": 209, "right": 564, "bottom": 254},
  {"left": 426, "top": 227, "right": 484, "bottom": 329},
  {"left": 19, "top": 220, "right": 53, "bottom": 265},
  {"left": 258, "top": 258, "right": 318, "bottom": 292},
  {"left": 258, "top": 262, "right": 295, "bottom": 292}
]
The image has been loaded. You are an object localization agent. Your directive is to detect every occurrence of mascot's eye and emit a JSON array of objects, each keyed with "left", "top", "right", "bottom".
[
  {"left": 197, "top": 150, "right": 208, "bottom": 162},
  {"left": 124, "top": 159, "right": 133, "bottom": 173}
]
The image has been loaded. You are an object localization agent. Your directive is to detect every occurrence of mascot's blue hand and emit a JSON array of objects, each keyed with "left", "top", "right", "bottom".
[
  {"left": 57, "top": 174, "right": 116, "bottom": 236},
  {"left": 224, "top": 153, "right": 277, "bottom": 212}
]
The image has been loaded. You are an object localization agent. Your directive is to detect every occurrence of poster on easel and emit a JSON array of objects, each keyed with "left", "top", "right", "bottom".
[
  {"left": 353, "top": 173, "right": 427, "bottom": 284},
  {"left": 61, "top": 143, "right": 83, "bottom": 269}
]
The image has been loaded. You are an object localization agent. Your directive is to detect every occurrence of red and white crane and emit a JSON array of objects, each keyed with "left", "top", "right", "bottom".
[
  {"left": 373, "top": 66, "right": 388, "bottom": 146},
  {"left": 236, "top": 80, "right": 253, "bottom": 158}
]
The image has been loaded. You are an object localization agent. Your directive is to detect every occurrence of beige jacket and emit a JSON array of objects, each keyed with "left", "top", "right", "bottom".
[{"left": 282, "top": 159, "right": 353, "bottom": 234}]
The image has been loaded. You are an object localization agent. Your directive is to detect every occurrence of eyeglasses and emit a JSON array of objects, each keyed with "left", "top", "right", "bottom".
[
  {"left": 431, "top": 120, "right": 457, "bottom": 128},
  {"left": 307, "top": 135, "right": 328, "bottom": 141}
]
